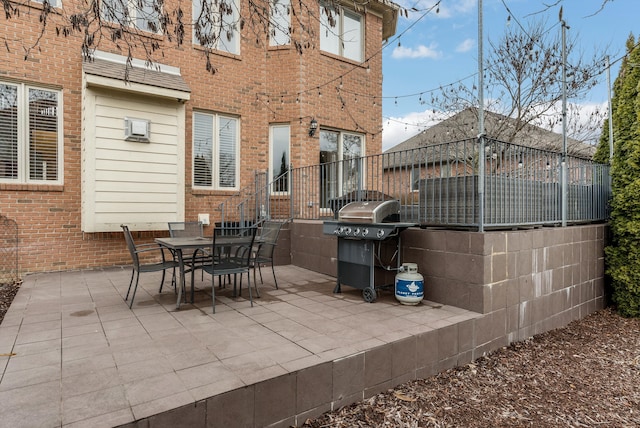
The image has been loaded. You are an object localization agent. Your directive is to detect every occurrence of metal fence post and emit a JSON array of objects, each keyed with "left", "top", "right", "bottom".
[
  {"left": 289, "top": 163, "right": 294, "bottom": 220},
  {"left": 478, "top": 136, "right": 485, "bottom": 232}
]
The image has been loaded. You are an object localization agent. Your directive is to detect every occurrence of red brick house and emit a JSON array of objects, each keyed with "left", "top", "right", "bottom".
[{"left": 0, "top": 0, "right": 399, "bottom": 273}]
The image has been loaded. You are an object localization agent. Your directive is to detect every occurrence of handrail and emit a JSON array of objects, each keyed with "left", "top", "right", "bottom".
[{"left": 216, "top": 138, "right": 611, "bottom": 230}]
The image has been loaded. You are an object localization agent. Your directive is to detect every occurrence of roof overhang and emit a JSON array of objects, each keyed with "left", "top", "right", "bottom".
[
  {"left": 83, "top": 51, "right": 191, "bottom": 101},
  {"left": 346, "top": 0, "right": 400, "bottom": 41}
]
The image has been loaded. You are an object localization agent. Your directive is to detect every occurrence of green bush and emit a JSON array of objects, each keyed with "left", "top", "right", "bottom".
[{"left": 602, "top": 34, "right": 640, "bottom": 317}]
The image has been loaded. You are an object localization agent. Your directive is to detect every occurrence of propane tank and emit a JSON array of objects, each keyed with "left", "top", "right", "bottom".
[{"left": 395, "top": 263, "right": 424, "bottom": 305}]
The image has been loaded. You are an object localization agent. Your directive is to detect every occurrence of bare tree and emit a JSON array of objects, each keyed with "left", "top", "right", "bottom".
[
  {"left": 429, "top": 18, "right": 607, "bottom": 145},
  {"left": 0, "top": 0, "right": 374, "bottom": 74}
]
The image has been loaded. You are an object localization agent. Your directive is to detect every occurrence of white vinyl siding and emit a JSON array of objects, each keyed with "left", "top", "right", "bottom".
[
  {"left": 193, "top": 112, "right": 239, "bottom": 190},
  {"left": 82, "top": 89, "right": 185, "bottom": 232},
  {"left": 0, "top": 82, "right": 63, "bottom": 184},
  {"left": 193, "top": 0, "right": 240, "bottom": 54}
]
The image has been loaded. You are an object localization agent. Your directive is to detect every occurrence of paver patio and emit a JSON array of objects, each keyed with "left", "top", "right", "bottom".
[{"left": 0, "top": 265, "right": 479, "bottom": 427}]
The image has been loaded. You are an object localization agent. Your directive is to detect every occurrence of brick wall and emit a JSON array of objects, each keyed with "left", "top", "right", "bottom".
[{"left": 0, "top": 0, "right": 386, "bottom": 274}]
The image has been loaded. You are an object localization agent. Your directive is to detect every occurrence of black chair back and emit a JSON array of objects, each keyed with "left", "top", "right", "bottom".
[{"left": 168, "top": 221, "right": 204, "bottom": 238}]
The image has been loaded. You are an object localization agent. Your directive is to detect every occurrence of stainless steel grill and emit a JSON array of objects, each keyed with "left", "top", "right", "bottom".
[{"left": 323, "top": 200, "right": 415, "bottom": 302}]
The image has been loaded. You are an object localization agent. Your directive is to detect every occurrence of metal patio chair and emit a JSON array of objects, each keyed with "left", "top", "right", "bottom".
[
  {"left": 167, "top": 221, "right": 211, "bottom": 289},
  {"left": 121, "top": 225, "right": 179, "bottom": 309},
  {"left": 192, "top": 226, "right": 258, "bottom": 313},
  {"left": 251, "top": 220, "right": 285, "bottom": 289}
]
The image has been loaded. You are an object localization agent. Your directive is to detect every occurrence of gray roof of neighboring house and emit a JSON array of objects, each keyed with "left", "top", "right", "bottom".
[
  {"left": 385, "top": 108, "right": 596, "bottom": 159},
  {"left": 83, "top": 58, "right": 191, "bottom": 94}
]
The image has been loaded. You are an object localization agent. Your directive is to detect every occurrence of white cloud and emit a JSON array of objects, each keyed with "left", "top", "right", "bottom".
[
  {"left": 382, "top": 110, "right": 446, "bottom": 151},
  {"left": 456, "top": 38, "right": 475, "bottom": 53},
  {"left": 402, "top": 0, "right": 475, "bottom": 19},
  {"left": 392, "top": 44, "right": 442, "bottom": 59}
]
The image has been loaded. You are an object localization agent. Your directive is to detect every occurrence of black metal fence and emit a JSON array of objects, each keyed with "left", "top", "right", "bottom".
[{"left": 216, "top": 138, "right": 611, "bottom": 230}]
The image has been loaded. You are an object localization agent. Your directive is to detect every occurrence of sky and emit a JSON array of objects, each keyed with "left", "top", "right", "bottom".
[{"left": 379, "top": 0, "right": 640, "bottom": 151}]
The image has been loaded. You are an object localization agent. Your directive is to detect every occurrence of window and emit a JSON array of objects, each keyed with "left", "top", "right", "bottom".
[
  {"left": 269, "top": 0, "right": 290, "bottom": 46},
  {"left": 270, "top": 124, "right": 290, "bottom": 192},
  {"left": 411, "top": 166, "right": 420, "bottom": 191},
  {"left": 0, "top": 82, "right": 62, "bottom": 184},
  {"left": 193, "top": 0, "right": 240, "bottom": 55},
  {"left": 33, "top": 0, "right": 59, "bottom": 7},
  {"left": 102, "top": 0, "right": 160, "bottom": 32},
  {"left": 193, "top": 112, "right": 239, "bottom": 190},
  {"left": 320, "top": 3, "right": 363, "bottom": 62},
  {"left": 319, "top": 129, "right": 364, "bottom": 207}
]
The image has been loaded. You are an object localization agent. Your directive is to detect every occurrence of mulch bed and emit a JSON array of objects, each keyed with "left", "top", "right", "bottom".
[
  {"left": 302, "top": 308, "right": 640, "bottom": 427},
  {"left": 0, "top": 281, "right": 21, "bottom": 325}
]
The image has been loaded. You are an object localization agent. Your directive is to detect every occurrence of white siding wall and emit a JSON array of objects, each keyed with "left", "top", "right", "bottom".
[{"left": 82, "top": 88, "right": 185, "bottom": 232}]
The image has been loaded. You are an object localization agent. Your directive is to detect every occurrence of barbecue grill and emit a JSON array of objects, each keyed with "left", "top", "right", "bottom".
[{"left": 323, "top": 200, "right": 415, "bottom": 302}]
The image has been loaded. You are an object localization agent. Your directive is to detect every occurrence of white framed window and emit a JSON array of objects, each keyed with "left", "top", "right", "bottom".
[
  {"left": 193, "top": 111, "right": 239, "bottom": 190},
  {"left": 269, "top": 124, "right": 290, "bottom": 193},
  {"left": 102, "top": 0, "right": 160, "bottom": 32},
  {"left": 411, "top": 166, "right": 420, "bottom": 191},
  {"left": 319, "top": 129, "right": 364, "bottom": 207},
  {"left": 33, "top": 0, "right": 59, "bottom": 8},
  {"left": 0, "top": 82, "right": 63, "bottom": 184},
  {"left": 320, "top": 2, "right": 363, "bottom": 62},
  {"left": 269, "top": 0, "right": 291, "bottom": 46},
  {"left": 193, "top": 0, "right": 240, "bottom": 55}
]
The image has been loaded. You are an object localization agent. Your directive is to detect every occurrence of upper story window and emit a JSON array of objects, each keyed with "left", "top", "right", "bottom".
[
  {"left": 320, "top": 2, "right": 363, "bottom": 62},
  {"left": 0, "top": 82, "right": 63, "bottom": 184},
  {"left": 193, "top": 0, "right": 240, "bottom": 55},
  {"left": 269, "top": 0, "right": 290, "bottom": 46},
  {"left": 193, "top": 111, "right": 239, "bottom": 190},
  {"left": 33, "top": 0, "right": 59, "bottom": 8},
  {"left": 102, "top": 0, "right": 161, "bottom": 32}
]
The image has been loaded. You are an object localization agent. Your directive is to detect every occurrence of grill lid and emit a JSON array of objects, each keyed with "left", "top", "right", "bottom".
[{"left": 337, "top": 200, "right": 400, "bottom": 223}]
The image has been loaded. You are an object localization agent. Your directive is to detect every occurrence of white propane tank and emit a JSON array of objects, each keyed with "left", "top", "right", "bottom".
[{"left": 395, "top": 263, "right": 424, "bottom": 305}]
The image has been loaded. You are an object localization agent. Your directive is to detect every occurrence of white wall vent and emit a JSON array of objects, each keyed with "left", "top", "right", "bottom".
[{"left": 124, "top": 117, "right": 150, "bottom": 142}]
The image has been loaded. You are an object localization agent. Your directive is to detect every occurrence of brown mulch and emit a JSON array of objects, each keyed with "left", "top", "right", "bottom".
[
  {"left": 0, "top": 280, "right": 21, "bottom": 325},
  {"left": 302, "top": 308, "right": 640, "bottom": 427}
]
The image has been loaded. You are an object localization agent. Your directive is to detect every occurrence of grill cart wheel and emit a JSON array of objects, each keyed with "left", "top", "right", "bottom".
[{"left": 362, "top": 287, "right": 377, "bottom": 303}]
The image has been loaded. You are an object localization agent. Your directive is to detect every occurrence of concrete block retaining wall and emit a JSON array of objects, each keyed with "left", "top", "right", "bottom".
[{"left": 139, "top": 221, "right": 605, "bottom": 427}]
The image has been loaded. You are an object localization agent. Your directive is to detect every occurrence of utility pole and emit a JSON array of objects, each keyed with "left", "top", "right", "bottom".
[
  {"left": 560, "top": 11, "right": 569, "bottom": 227},
  {"left": 477, "top": 0, "right": 485, "bottom": 232},
  {"left": 606, "top": 56, "right": 614, "bottom": 163}
]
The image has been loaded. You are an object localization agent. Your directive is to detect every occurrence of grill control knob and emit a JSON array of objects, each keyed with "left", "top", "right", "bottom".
[
  {"left": 354, "top": 228, "right": 361, "bottom": 236},
  {"left": 362, "top": 228, "right": 369, "bottom": 237},
  {"left": 376, "top": 229, "right": 385, "bottom": 239},
  {"left": 345, "top": 227, "right": 352, "bottom": 235}
]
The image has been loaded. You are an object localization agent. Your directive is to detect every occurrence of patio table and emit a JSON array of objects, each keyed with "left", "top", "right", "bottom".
[{"left": 155, "top": 235, "right": 255, "bottom": 309}]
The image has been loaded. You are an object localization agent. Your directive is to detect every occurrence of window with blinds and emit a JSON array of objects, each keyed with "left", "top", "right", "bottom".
[
  {"left": 0, "top": 82, "right": 61, "bottom": 184},
  {"left": 193, "top": 111, "right": 238, "bottom": 190}
]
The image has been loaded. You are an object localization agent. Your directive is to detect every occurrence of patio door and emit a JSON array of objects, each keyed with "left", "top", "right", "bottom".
[{"left": 319, "top": 129, "right": 363, "bottom": 209}]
